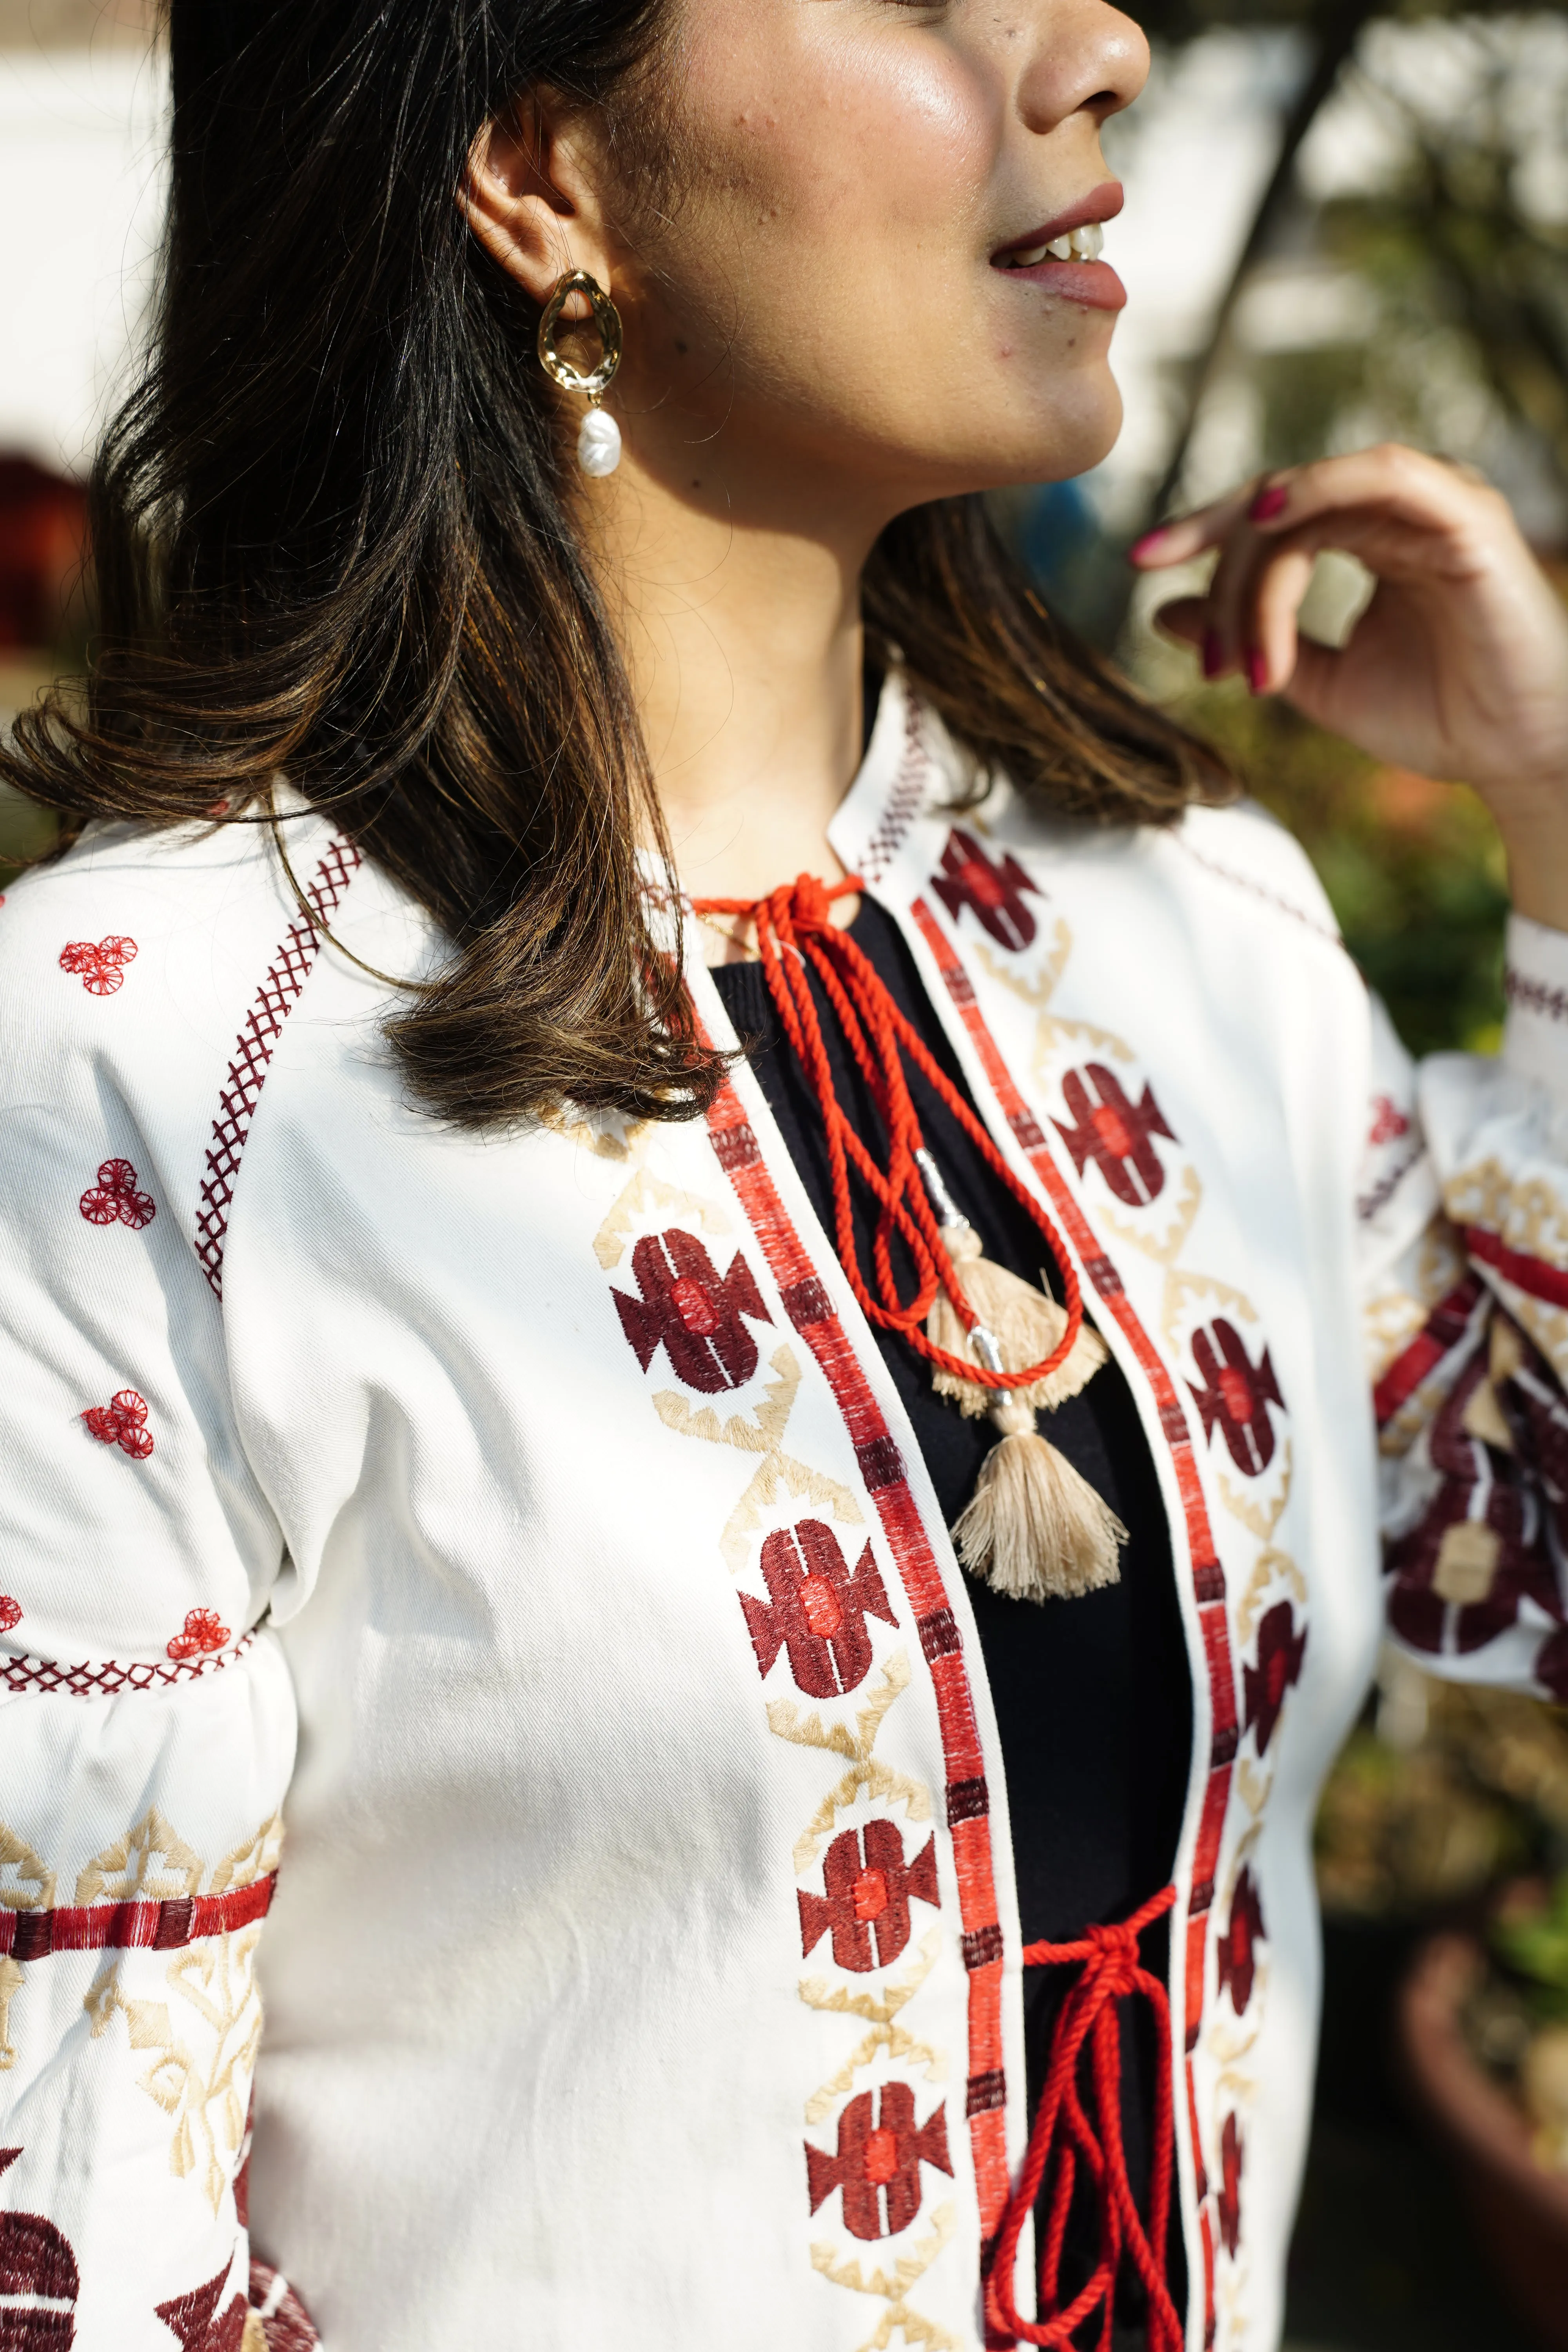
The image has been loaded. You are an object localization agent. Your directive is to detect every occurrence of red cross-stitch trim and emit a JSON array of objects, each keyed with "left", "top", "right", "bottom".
[
  {"left": 195, "top": 834, "right": 362, "bottom": 1298},
  {"left": 699, "top": 1061, "right": 1014, "bottom": 2294},
  {"left": 0, "top": 1632, "right": 254, "bottom": 1698},
  {"left": 1372, "top": 1274, "right": 1485, "bottom": 1431},
  {"left": 907, "top": 894, "right": 1238, "bottom": 2348},
  {"left": 1465, "top": 1223, "right": 1568, "bottom": 1314},
  {"left": 0, "top": 1870, "right": 276, "bottom": 1960}
]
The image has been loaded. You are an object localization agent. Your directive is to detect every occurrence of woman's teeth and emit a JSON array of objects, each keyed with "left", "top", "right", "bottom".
[{"left": 1004, "top": 221, "right": 1105, "bottom": 267}]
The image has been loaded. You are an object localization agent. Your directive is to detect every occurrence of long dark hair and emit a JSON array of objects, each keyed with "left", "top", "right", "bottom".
[{"left": 1, "top": 0, "right": 1230, "bottom": 1129}]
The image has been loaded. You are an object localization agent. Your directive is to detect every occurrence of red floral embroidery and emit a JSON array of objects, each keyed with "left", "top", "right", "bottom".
[
  {"left": 79, "top": 1157, "right": 156, "bottom": 1230},
  {"left": 1189, "top": 1319, "right": 1284, "bottom": 1476},
  {"left": 1217, "top": 2111, "right": 1243, "bottom": 2257},
  {"left": 0, "top": 2148, "right": 80, "bottom": 2325},
  {"left": 1243, "top": 1600, "right": 1307, "bottom": 1756},
  {"left": 166, "top": 1607, "right": 230, "bottom": 1662},
  {"left": 1369, "top": 1093, "right": 1411, "bottom": 1146},
  {"left": 58, "top": 935, "right": 138, "bottom": 996},
  {"left": 1216, "top": 1867, "right": 1265, "bottom": 2015},
  {"left": 930, "top": 828, "right": 1039, "bottom": 951},
  {"left": 1054, "top": 1063, "right": 1175, "bottom": 1207},
  {"left": 0, "top": 1597, "right": 20, "bottom": 1633},
  {"left": 612, "top": 1228, "right": 771, "bottom": 1392},
  {"left": 156, "top": 2263, "right": 249, "bottom": 2352},
  {"left": 741, "top": 1519, "right": 898, "bottom": 1698},
  {"left": 799, "top": 1822, "right": 940, "bottom": 1972},
  {"left": 82, "top": 1388, "right": 154, "bottom": 1458},
  {"left": 806, "top": 2085, "right": 953, "bottom": 2239}
]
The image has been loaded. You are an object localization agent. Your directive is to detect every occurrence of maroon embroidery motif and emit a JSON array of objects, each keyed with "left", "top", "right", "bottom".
[
  {"left": 740, "top": 1519, "right": 898, "bottom": 1697},
  {"left": 0, "top": 2148, "right": 80, "bottom": 2345},
  {"left": 194, "top": 835, "right": 362, "bottom": 1299},
  {"left": 1054, "top": 1063, "right": 1174, "bottom": 1206},
  {"left": 79, "top": 1157, "right": 156, "bottom": 1230},
  {"left": 167, "top": 1608, "right": 231, "bottom": 1663},
  {"left": 799, "top": 1822, "right": 940, "bottom": 1971},
  {"left": 0, "top": 1598, "right": 20, "bottom": 1634},
  {"left": 1189, "top": 1321, "right": 1283, "bottom": 1476},
  {"left": 806, "top": 2084, "right": 953, "bottom": 2239},
  {"left": 2, "top": 1633, "right": 253, "bottom": 1699},
  {"left": 929, "top": 829, "right": 1039, "bottom": 952},
  {"left": 1242, "top": 1601, "right": 1307, "bottom": 1757},
  {"left": 1216, "top": 1868, "right": 1265, "bottom": 2015},
  {"left": 81, "top": 1389, "right": 154, "bottom": 1459},
  {"left": 246, "top": 2264, "right": 320, "bottom": 2352},
  {"left": 613, "top": 1229, "right": 772, "bottom": 1392},
  {"left": 156, "top": 2264, "right": 249, "bottom": 2352},
  {"left": 58, "top": 935, "right": 137, "bottom": 996},
  {"left": 1368, "top": 1094, "right": 1410, "bottom": 1147},
  {"left": 1217, "top": 2112, "right": 1243, "bottom": 2258}
]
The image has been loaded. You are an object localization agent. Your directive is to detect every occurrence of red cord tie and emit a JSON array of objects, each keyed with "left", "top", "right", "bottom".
[
  {"left": 989, "top": 1884, "right": 1182, "bottom": 2352},
  {"left": 690, "top": 874, "right": 1084, "bottom": 1395}
]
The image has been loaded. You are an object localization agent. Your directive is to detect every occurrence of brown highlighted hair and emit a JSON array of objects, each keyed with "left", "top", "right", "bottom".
[{"left": 1, "top": 0, "right": 1230, "bottom": 1131}]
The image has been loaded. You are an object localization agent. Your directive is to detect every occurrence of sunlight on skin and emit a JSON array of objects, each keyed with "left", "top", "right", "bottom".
[{"left": 462, "top": 0, "right": 1568, "bottom": 936}]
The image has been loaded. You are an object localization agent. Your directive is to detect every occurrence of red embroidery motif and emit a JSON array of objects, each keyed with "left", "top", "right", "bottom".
[
  {"left": 741, "top": 1519, "right": 897, "bottom": 1697},
  {"left": 58, "top": 935, "right": 138, "bottom": 996},
  {"left": 1189, "top": 1320, "right": 1283, "bottom": 1475},
  {"left": 806, "top": 2085, "right": 952, "bottom": 2239},
  {"left": 79, "top": 1157, "right": 156, "bottom": 1230},
  {"left": 0, "top": 2148, "right": 80, "bottom": 2340},
  {"left": 2, "top": 1632, "right": 252, "bottom": 1699},
  {"left": 156, "top": 2265, "right": 249, "bottom": 2352},
  {"left": 1217, "top": 2112, "right": 1243, "bottom": 2258},
  {"left": 929, "top": 828, "right": 1039, "bottom": 952},
  {"left": 194, "top": 835, "right": 362, "bottom": 1298},
  {"left": 0, "top": 1597, "right": 20, "bottom": 1634},
  {"left": 167, "top": 1607, "right": 231, "bottom": 1663},
  {"left": 1054, "top": 1063, "right": 1175, "bottom": 1207},
  {"left": 245, "top": 2263, "right": 320, "bottom": 2352},
  {"left": 1216, "top": 1867, "right": 1265, "bottom": 2015},
  {"left": 613, "top": 1229, "right": 772, "bottom": 1392},
  {"left": 81, "top": 1388, "right": 154, "bottom": 1458},
  {"left": 0, "top": 1871, "right": 275, "bottom": 1962},
  {"left": 799, "top": 1821, "right": 940, "bottom": 1971},
  {"left": 1243, "top": 1601, "right": 1306, "bottom": 1756},
  {"left": 1368, "top": 1094, "right": 1411, "bottom": 1146}
]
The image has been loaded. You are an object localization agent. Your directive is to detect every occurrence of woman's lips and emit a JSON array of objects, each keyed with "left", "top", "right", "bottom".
[{"left": 995, "top": 256, "right": 1127, "bottom": 311}]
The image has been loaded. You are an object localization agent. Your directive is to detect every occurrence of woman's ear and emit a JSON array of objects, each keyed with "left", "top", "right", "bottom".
[{"left": 460, "top": 92, "right": 614, "bottom": 308}]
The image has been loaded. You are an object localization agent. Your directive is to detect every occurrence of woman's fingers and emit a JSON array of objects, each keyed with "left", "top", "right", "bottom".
[{"left": 1151, "top": 542, "right": 1316, "bottom": 691}]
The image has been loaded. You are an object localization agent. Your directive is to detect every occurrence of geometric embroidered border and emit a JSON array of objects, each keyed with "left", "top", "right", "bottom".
[
  {"left": 194, "top": 832, "right": 362, "bottom": 1298},
  {"left": 0, "top": 1869, "right": 276, "bottom": 1958},
  {"left": 0, "top": 1632, "right": 255, "bottom": 1698}
]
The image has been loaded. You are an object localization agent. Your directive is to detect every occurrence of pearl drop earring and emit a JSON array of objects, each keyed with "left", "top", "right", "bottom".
[{"left": 537, "top": 269, "right": 623, "bottom": 478}]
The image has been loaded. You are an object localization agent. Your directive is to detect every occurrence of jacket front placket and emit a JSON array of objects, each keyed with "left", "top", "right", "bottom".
[{"left": 827, "top": 725, "right": 1305, "bottom": 2352}]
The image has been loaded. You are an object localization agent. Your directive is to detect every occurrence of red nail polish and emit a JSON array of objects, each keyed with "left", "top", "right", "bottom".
[
  {"left": 1249, "top": 484, "right": 1288, "bottom": 524},
  {"left": 1247, "top": 649, "right": 1269, "bottom": 695},
  {"left": 1202, "top": 630, "right": 1224, "bottom": 680},
  {"left": 1128, "top": 528, "right": 1167, "bottom": 563}
]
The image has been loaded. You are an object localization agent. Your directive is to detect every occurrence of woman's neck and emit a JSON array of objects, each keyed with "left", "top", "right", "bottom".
[{"left": 583, "top": 461, "right": 880, "bottom": 905}]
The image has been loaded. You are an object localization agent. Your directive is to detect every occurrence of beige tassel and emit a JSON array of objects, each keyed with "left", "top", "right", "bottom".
[
  {"left": 927, "top": 1225, "right": 1108, "bottom": 1416},
  {"left": 953, "top": 1396, "right": 1129, "bottom": 1603}
]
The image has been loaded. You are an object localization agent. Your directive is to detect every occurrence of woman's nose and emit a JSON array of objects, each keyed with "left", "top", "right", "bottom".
[{"left": 1013, "top": 0, "right": 1151, "bottom": 135}]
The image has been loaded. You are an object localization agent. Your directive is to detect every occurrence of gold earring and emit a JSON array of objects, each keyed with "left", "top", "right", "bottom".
[{"left": 537, "top": 269, "right": 623, "bottom": 477}]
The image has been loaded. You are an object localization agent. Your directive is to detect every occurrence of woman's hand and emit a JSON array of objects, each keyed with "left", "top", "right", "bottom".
[{"left": 1130, "top": 445, "right": 1568, "bottom": 928}]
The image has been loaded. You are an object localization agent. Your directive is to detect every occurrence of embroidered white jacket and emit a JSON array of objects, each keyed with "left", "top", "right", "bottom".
[{"left": 4, "top": 672, "right": 1568, "bottom": 2352}]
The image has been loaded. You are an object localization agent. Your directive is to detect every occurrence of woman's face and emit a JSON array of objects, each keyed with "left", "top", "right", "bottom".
[{"left": 602, "top": 0, "right": 1148, "bottom": 523}]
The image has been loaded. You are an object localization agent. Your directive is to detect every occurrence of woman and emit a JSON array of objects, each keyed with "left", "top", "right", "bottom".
[{"left": 1, "top": 0, "right": 1565, "bottom": 2345}]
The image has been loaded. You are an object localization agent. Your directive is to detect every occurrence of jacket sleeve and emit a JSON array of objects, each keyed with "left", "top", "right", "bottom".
[
  {"left": 1362, "top": 911, "right": 1568, "bottom": 1699},
  {"left": 0, "top": 870, "right": 298, "bottom": 2347}
]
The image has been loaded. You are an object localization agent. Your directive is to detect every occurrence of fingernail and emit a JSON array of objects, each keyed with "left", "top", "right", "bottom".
[
  {"left": 1128, "top": 528, "right": 1168, "bottom": 563},
  {"left": 1247, "top": 648, "right": 1269, "bottom": 695},
  {"left": 1249, "top": 483, "right": 1288, "bottom": 524},
  {"left": 1202, "top": 629, "right": 1224, "bottom": 681}
]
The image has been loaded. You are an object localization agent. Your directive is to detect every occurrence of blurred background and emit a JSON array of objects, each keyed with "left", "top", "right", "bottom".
[{"left": 2, "top": 2, "right": 1567, "bottom": 2343}]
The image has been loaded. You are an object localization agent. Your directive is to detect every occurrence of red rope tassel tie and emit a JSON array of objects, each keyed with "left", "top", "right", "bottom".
[{"left": 988, "top": 1884, "right": 1183, "bottom": 2352}]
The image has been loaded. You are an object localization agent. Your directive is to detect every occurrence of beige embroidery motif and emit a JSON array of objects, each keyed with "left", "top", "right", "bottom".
[
  {"left": 0, "top": 1825, "right": 55, "bottom": 1913},
  {"left": 592, "top": 1165, "right": 731, "bottom": 1272},
  {"left": 767, "top": 1653, "right": 929, "bottom": 1875},
  {"left": 1445, "top": 1156, "right": 1568, "bottom": 1382},
  {"left": 653, "top": 1345, "right": 864, "bottom": 1568},
  {"left": 0, "top": 1957, "right": 23, "bottom": 2070},
  {"left": 811, "top": 2203, "right": 962, "bottom": 2352}
]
